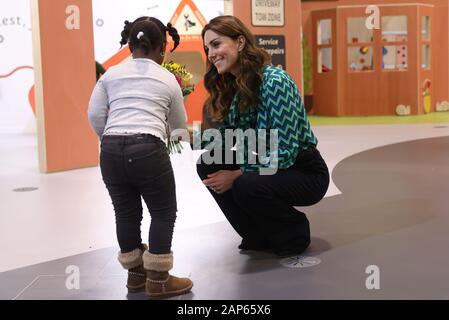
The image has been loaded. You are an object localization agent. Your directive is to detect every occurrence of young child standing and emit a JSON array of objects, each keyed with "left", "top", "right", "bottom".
[{"left": 88, "top": 17, "right": 192, "bottom": 299}]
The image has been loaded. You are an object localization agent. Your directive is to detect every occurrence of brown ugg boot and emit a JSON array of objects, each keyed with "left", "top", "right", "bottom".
[
  {"left": 143, "top": 251, "right": 193, "bottom": 299},
  {"left": 117, "top": 244, "right": 148, "bottom": 293}
]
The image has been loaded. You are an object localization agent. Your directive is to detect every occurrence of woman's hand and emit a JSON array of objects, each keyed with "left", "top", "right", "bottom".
[{"left": 202, "top": 170, "right": 242, "bottom": 194}]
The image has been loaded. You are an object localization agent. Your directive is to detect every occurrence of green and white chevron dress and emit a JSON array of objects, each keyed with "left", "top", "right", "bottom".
[{"left": 221, "top": 65, "right": 318, "bottom": 173}]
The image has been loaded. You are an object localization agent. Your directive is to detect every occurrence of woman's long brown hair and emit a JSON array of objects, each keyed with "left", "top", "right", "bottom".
[{"left": 201, "top": 16, "right": 271, "bottom": 122}]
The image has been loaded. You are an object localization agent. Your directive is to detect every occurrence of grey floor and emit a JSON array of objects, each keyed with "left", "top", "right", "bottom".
[{"left": 2, "top": 136, "right": 449, "bottom": 300}]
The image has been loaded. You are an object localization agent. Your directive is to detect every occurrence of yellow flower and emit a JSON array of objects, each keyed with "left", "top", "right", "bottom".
[{"left": 162, "top": 61, "right": 195, "bottom": 97}]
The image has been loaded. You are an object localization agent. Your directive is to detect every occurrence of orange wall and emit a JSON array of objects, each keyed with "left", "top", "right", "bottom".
[
  {"left": 234, "top": 0, "right": 303, "bottom": 93},
  {"left": 31, "top": 0, "right": 98, "bottom": 173}
]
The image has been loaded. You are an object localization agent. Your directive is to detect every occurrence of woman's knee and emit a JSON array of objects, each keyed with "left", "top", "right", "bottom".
[
  {"left": 232, "top": 174, "right": 263, "bottom": 203},
  {"left": 196, "top": 153, "right": 227, "bottom": 180}
]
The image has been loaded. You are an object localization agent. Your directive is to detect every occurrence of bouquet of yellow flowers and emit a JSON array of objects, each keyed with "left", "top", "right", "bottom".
[
  {"left": 162, "top": 61, "right": 195, "bottom": 97},
  {"left": 162, "top": 61, "right": 194, "bottom": 153}
]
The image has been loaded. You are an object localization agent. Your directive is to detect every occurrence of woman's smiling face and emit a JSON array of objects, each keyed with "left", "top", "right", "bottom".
[{"left": 204, "top": 30, "right": 242, "bottom": 76}]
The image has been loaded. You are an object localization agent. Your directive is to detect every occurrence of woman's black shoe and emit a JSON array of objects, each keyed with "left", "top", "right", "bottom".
[{"left": 238, "top": 239, "right": 270, "bottom": 251}]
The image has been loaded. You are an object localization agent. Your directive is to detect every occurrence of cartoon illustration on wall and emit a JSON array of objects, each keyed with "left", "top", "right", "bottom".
[
  {"left": 0, "top": 0, "right": 34, "bottom": 131},
  {"left": 184, "top": 13, "right": 196, "bottom": 31}
]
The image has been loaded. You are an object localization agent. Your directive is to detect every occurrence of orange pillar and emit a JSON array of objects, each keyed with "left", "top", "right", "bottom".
[{"left": 31, "top": 0, "right": 98, "bottom": 173}]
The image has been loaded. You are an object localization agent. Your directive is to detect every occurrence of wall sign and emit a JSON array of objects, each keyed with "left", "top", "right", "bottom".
[
  {"left": 251, "top": 0, "right": 284, "bottom": 26},
  {"left": 255, "top": 35, "right": 285, "bottom": 70}
]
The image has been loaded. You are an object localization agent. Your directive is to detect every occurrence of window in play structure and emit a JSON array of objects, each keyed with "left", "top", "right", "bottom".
[
  {"left": 317, "top": 19, "right": 332, "bottom": 45},
  {"left": 348, "top": 46, "right": 373, "bottom": 72},
  {"left": 347, "top": 17, "right": 374, "bottom": 72},
  {"left": 317, "top": 18, "right": 332, "bottom": 73},
  {"left": 382, "top": 45, "right": 407, "bottom": 70},
  {"left": 421, "top": 16, "right": 430, "bottom": 70},
  {"left": 422, "top": 44, "right": 430, "bottom": 70},
  {"left": 347, "top": 17, "right": 373, "bottom": 44},
  {"left": 422, "top": 16, "right": 430, "bottom": 41},
  {"left": 318, "top": 47, "right": 332, "bottom": 73},
  {"left": 381, "top": 16, "right": 408, "bottom": 42},
  {"left": 381, "top": 16, "right": 408, "bottom": 71}
]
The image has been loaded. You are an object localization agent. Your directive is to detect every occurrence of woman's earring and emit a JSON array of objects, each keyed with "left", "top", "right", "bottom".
[{"left": 160, "top": 51, "right": 165, "bottom": 57}]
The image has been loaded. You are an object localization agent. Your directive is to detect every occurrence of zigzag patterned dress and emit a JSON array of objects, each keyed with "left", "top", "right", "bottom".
[{"left": 220, "top": 65, "right": 317, "bottom": 173}]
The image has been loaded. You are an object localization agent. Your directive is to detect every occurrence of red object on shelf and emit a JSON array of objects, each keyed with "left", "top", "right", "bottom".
[{"left": 322, "top": 65, "right": 331, "bottom": 72}]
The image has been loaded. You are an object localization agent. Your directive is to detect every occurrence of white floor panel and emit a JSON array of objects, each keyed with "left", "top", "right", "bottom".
[{"left": 1, "top": 123, "right": 448, "bottom": 272}]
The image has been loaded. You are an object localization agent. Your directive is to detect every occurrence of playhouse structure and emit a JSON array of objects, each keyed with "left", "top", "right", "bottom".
[{"left": 302, "top": 0, "right": 449, "bottom": 116}]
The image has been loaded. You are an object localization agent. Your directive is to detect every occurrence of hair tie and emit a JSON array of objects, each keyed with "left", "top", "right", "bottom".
[{"left": 137, "top": 31, "right": 144, "bottom": 40}]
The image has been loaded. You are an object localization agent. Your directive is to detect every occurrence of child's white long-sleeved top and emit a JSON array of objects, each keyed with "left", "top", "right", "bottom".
[{"left": 88, "top": 58, "right": 187, "bottom": 142}]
